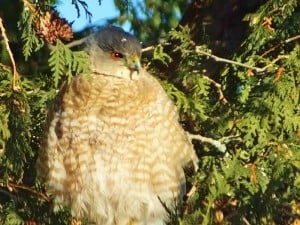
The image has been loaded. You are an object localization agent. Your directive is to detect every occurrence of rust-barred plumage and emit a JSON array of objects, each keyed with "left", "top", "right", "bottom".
[{"left": 36, "top": 26, "right": 198, "bottom": 225}]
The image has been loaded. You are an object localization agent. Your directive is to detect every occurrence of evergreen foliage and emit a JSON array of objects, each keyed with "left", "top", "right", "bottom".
[{"left": 0, "top": 0, "right": 299, "bottom": 224}]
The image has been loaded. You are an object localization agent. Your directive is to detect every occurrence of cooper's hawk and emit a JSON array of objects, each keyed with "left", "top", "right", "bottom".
[{"left": 37, "top": 26, "right": 198, "bottom": 225}]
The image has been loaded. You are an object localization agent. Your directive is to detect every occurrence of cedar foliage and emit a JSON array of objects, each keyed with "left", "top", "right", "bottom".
[{"left": 0, "top": 0, "right": 299, "bottom": 224}]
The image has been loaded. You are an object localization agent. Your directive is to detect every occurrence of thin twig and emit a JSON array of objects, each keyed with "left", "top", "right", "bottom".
[
  {"left": 0, "top": 16, "right": 20, "bottom": 90},
  {"left": 0, "top": 62, "right": 12, "bottom": 72},
  {"left": 186, "top": 185, "right": 197, "bottom": 198},
  {"left": 260, "top": 43, "right": 281, "bottom": 57},
  {"left": 242, "top": 216, "right": 251, "bottom": 225},
  {"left": 260, "top": 55, "right": 289, "bottom": 71},
  {"left": 66, "top": 36, "right": 89, "bottom": 48},
  {"left": 196, "top": 47, "right": 265, "bottom": 72},
  {"left": 196, "top": 47, "right": 290, "bottom": 74},
  {"left": 202, "top": 75, "right": 228, "bottom": 104},
  {"left": 142, "top": 45, "right": 155, "bottom": 52},
  {"left": 261, "top": 34, "right": 300, "bottom": 57},
  {"left": 183, "top": 184, "right": 197, "bottom": 215},
  {"left": 142, "top": 42, "right": 171, "bottom": 53},
  {"left": 196, "top": 34, "right": 299, "bottom": 72},
  {"left": 22, "top": 0, "right": 37, "bottom": 14},
  {"left": 188, "top": 133, "right": 241, "bottom": 153},
  {"left": 6, "top": 182, "right": 49, "bottom": 201},
  {"left": 188, "top": 133, "right": 226, "bottom": 152},
  {"left": 284, "top": 34, "right": 300, "bottom": 43}
]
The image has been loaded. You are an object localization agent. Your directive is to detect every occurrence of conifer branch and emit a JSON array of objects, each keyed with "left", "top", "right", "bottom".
[
  {"left": 202, "top": 75, "right": 228, "bottom": 104},
  {"left": 0, "top": 17, "right": 20, "bottom": 90},
  {"left": 0, "top": 181, "right": 49, "bottom": 201}
]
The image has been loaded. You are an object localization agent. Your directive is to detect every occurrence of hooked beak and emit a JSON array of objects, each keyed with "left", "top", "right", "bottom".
[{"left": 128, "top": 55, "right": 141, "bottom": 73}]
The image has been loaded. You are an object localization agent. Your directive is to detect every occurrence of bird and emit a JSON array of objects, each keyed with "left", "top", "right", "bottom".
[{"left": 36, "top": 26, "right": 198, "bottom": 225}]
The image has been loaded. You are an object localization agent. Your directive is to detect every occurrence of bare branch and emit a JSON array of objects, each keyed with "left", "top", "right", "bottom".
[
  {"left": 284, "top": 34, "right": 300, "bottom": 43},
  {"left": 22, "top": 0, "right": 37, "bottom": 14},
  {"left": 183, "top": 184, "right": 197, "bottom": 215},
  {"left": 188, "top": 133, "right": 241, "bottom": 153},
  {"left": 66, "top": 36, "right": 89, "bottom": 48},
  {"left": 0, "top": 181, "right": 49, "bottom": 202},
  {"left": 196, "top": 47, "right": 290, "bottom": 74},
  {"left": 72, "top": 0, "right": 93, "bottom": 22},
  {"left": 196, "top": 47, "right": 265, "bottom": 72},
  {"left": 142, "top": 45, "right": 155, "bottom": 52},
  {"left": 188, "top": 133, "right": 226, "bottom": 152},
  {"left": 260, "top": 55, "right": 289, "bottom": 71},
  {"left": 0, "top": 17, "right": 20, "bottom": 90},
  {"left": 0, "top": 62, "right": 12, "bottom": 72},
  {"left": 202, "top": 75, "right": 228, "bottom": 104},
  {"left": 262, "top": 34, "right": 300, "bottom": 57},
  {"left": 242, "top": 216, "right": 251, "bottom": 225},
  {"left": 142, "top": 42, "right": 171, "bottom": 53}
]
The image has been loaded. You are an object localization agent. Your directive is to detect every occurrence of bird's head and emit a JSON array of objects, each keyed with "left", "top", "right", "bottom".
[{"left": 85, "top": 26, "right": 142, "bottom": 80}]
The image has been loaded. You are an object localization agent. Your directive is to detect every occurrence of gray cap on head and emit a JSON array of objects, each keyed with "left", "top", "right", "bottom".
[
  {"left": 92, "top": 26, "right": 141, "bottom": 58},
  {"left": 85, "top": 26, "right": 142, "bottom": 74}
]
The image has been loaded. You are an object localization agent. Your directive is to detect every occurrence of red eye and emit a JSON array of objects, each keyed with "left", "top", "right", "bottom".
[{"left": 111, "top": 52, "right": 123, "bottom": 60}]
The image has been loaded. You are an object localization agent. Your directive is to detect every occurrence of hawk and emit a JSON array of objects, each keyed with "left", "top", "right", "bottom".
[{"left": 37, "top": 26, "right": 198, "bottom": 225}]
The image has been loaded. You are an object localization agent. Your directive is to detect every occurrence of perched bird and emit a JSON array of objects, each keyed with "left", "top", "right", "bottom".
[{"left": 37, "top": 26, "right": 198, "bottom": 225}]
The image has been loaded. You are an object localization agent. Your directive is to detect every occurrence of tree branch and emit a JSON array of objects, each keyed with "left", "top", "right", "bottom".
[
  {"left": 188, "top": 133, "right": 241, "bottom": 153},
  {"left": 0, "top": 181, "right": 49, "bottom": 201},
  {"left": 283, "top": 34, "right": 300, "bottom": 43},
  {"left": 196, "top": 47, "right": 265, "bottom": 72},
  {"left": 142, "top": 45, "right": 155, "bottom": 53},
  {"left": 196, "top": 47, "right": 290, "bottom": 73},
  {"left": 0, "top": 16, "right": 20, "bottom": 90},
  {"left": 0, "top": 62, "right": 12, "bottom": 72},
  {"left": 22, "top": 0, "right": 37, "bottom": 14},
  {"left": 261, "top": 34, "right": 300, "bottom": 57},
  {"left": 202, "top": 75, "right": 228, "bottom": 104},
  {"left": 65, "top": 36, "right": 89, "bottom": 48}
]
